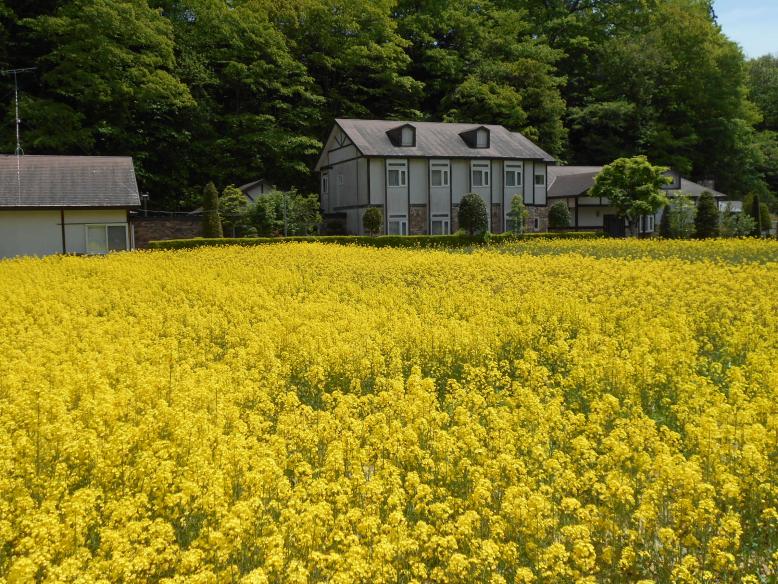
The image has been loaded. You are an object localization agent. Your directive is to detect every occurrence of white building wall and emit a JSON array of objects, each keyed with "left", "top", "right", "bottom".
[
  {"left": 0, "top": 210, "right": 62, "bottom": 258},
  {"left": 385, "top": 159, "right": 409, "bottom": 218},
  {"left": 469, "top": 160, "right": 491, "bottom": 230},
  {"left": 409, "top": 159, "right": 428, "bottom": 205},
  {"left": 451, "top": 160, "right": 469, "bottom": 205},
  {"left": 502, "top": 160, "right": 524, "bottom": 222},
  {"left": 369, "top": 158, "right": 385, "bottom": 205},
  {"left": 523, "top": 161, "right": 534, "bottom": 205},
  {"left": 0, "top": 209, "right": 129, "bottom": 258},
  {"left": 577, "top": 206, "right": 617, "bottom": 228},
  {"left": 534, "top": 163, "right": 547, "bottom": 206},
  {"left": 332, "top": 159, "right": 360, "bottom": 209}
]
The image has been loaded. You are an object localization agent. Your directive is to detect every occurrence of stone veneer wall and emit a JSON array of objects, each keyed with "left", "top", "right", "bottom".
[
  {"left": 491, "top": 203, "right": 503, "bottom": 233},
  {"left": 132, "top": 216, "right": 203, "bottom": 248},
  {"left": 526, "top": 206, "right": 550, "bottom": 232},
  {"left": 409, "top": 205, "right": 428, "bottom": 235}
]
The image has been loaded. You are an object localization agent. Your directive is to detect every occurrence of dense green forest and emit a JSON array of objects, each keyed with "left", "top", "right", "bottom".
[{"left": 0, "top": 0, "right": 776, "bottom": 210}]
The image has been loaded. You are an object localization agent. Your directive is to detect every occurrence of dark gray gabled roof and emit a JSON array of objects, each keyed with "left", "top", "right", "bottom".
[
  {"left": 548, "top": 166, "right": 728, "bottom": 199},
  {"left": 0, "top": 155, "right": 140, "bottom": 208},
  {"left": 547, "top": 166, "right": 602, "bottom": 198},
  {"left": 332, "top": 119, "right": 555, "bottom": 162}
]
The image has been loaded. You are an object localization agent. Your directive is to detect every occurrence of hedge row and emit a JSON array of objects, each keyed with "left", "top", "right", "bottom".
[{"left": 147, "top": 231, "right": 603, "bottom": 250}]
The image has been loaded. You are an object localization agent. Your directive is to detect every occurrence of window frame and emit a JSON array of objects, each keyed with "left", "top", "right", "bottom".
[
  {"left": 388, "top": 215, "right": 408, "bottom": 236},
  {"left": 471, "top": 161, "right": 490, "bottom": 188},
  {"left": 505, "top": 163, "right": 523, "bottom": 189},
  {"left": 430, "top": 160, "right": 450, "bottom": 188},
  {"left": 321, "top": 173, "right": 329, "bottom": 194},
  {"left": 85, "top": 223, "right": 129, "bottom": 255},
  {"left": 387, "top": 160, "right": 408, "bottom": 188},
  {"left": 534, "top": 173, "right": 545, "bottom": 186},
  {"left": 430, "top": 213, "right": 450, "bottom": 235},
  {"left": 533, "top": 217, "right": 540, "bottom": 231}
]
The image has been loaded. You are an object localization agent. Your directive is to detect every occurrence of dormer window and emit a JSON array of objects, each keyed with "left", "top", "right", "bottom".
[
  {"left": 459, "top": 126, "right": 490, "bottom": 149},
  {"left": 386, "top": 124, "right": 416, "bottom": 147}
]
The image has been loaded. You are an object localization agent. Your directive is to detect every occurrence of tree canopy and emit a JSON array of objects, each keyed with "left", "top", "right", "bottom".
[
  {"left": 591, "top": 156, "right": 670, "bottom": 235},
  {"left": 0, "top": 0, "right": 774, "bottom": 209}
]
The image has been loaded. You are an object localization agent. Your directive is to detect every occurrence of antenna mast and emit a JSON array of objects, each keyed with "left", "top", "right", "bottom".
[{"left": 1, "top": 67, "right": 36, "bottom": 202}]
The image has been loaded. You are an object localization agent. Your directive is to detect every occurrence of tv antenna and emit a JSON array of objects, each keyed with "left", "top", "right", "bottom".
[{"left": 1, "top": 67, "right": 36, "bottom": 202}]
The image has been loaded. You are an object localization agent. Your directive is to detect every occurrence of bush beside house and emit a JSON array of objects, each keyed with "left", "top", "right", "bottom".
[{"left": 458, "top": 193, "right": 489, "bottom": 236}]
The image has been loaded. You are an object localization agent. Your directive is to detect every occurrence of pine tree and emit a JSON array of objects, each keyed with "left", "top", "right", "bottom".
[
  {"left": 202, "top": 182, "right": 223, "bottom": 238},
  {"left": 694, "top": 191, "right": 719, "bottom": 238}
]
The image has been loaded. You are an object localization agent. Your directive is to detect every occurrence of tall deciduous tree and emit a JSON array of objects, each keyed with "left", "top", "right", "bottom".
[
  {"left": 591, "top": 156, "right": 670, "bottom": 236},
  {"left": 21, "top": 0, "right": 194, "bottom": 200},
  {"left": 395, "top": 0, "right": 566, "bottom": 155}
]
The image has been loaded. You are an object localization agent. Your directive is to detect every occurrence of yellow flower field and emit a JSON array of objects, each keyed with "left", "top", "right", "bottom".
[{"left": 0, "top": 240, "right": 776, "bottom": 583}]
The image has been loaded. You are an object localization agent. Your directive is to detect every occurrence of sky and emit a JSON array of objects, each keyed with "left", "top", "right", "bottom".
[{"left": 714, "top": 0, "right": 778, "bottom": 58}]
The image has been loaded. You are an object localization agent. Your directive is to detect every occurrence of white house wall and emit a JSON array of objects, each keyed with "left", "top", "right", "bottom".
[
  {"left": 386, "top": 159, "right": 409, "bottom": 218},
  {"left": 369, "top": 158, "right": 385, "bottom": 205},
  {"left": 429, "top": 159, "right": 450, "bottom": 218},
  {"left": 332, "top": 159, "right": 360, "bottom": 209},
  {"left": 502, "top": 160, "right": 524, "bottom": 222},
  {"left": 328, "top": 144, "right": 360, "bottom": 166},
  {"left": 451, "top": 160, "right": 469, "bottom": 205},
  {"left": 0, "top": 208, "right": 129, "bottom": 258},
  {"left": 409, "top": 159, "right": 428, "bottom": 205},
  {"left": 577, "top": 206, "right": 617, "bottom": 228},
  {"left": 0, "top": 210, "right": 62, "bottom": 258},
  {"left": 534, "top": 164, "right": 547, "bottom": 206}
]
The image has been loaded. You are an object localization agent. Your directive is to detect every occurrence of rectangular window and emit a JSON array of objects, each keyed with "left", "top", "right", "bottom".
[
  {"left": 388, "top": 217, "right": 408, "bottom": 235},
  {"left": 431, "top": 215, "right": 450, "bottom": 235},
  {"left": 505, "top": 164, "right": 523, "bottom": 188},
  {"left": 430, "top": 161, "right": 450, "bottom": 188},
  {"left": 471, "top": 162, "right": 490, "bottom": 188},
  {"left": 387, "top": 161, "right": 407, "bottom": 187},
  {"left": 321, "top": 174, "right": 328, "bottom": 194},
  {"left": 86, "top": 224, "right": 128, "bottom": 254},
  {"left": 337, "top": 174, "right": 344, "bottom": 186},
  {"left": 533, "top": 217, "right": 540, "bottom": 231},
  {"left": 534, "top": 174, "right": 545, "bottom": 186}
]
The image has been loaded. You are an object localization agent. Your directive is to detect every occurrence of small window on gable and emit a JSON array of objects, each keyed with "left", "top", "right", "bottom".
[
  {"left": 386, "top": 124, "right": 415, "bottom": 147},
  {"left": 476, "top": 128, "right": 489, "bottom": 148},
  {"left": 321, "top": 173, "right": 329, "bottom": 193},
  {"left": 534, "top": 174, "right": 545, "bottom": 186},
  {"left": 459, "top": 126, "right": 490, "bottom": 148}
]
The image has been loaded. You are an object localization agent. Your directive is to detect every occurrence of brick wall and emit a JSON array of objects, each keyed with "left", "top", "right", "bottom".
[
  {"left": 526, "top": 206, "right": 550, "bottom": 232},
  {"left": 131, "top": 216, "right": 203, "bottom": 248},
  {"left": 451, "top": 205, "right": 460, "bottom": 233},
  {"left": 410, "top": 204, "right": 428, "bottom": 235},
  {"left": 491, "top": 203, "right": 503, "bottom": 233}
]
